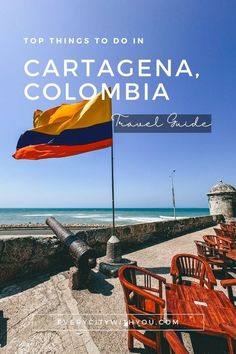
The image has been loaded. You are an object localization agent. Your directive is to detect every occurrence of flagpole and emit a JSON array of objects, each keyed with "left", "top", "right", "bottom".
[
  {"left": 109, "top": 89, "right": 115, "bottom": 235},
  {"left": 170, "top": 169, "right": 176, "bottom": 220},
  {"left": 111, "top": 128, "right": 115, "bottom": 235}
]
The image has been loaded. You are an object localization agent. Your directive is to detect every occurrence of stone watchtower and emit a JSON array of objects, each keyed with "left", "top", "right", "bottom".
[{"left": 207, "top": 181, "right": 236, "bottom": 219}]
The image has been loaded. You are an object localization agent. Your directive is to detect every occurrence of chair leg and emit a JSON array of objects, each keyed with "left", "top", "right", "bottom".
[
  {"left": 227, "top": 337, "right": 234, "bottom": 354},
  {"left": 128, "top": 331, "right": 134, "bottom": 350},
  {"left": 228, "top": 287, "right": 234, "bottom": 305},
  {"left": 223, "top": 264, "right": 227, "bottom": 279},
  {"left": 156, "top": 332, "right": 162, "bottom": 354}
]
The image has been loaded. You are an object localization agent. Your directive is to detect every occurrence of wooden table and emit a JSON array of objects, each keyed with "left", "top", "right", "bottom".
[{"left": 165, "top": 283, "right": 236, "bottom": 336}]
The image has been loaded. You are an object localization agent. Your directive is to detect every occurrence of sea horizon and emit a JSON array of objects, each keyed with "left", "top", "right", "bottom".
[{"left": 0, "top": 207, "right": 210, "bottom": 225}]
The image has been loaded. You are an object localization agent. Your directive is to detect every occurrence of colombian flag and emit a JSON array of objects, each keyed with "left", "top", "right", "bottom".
[{"left": 13, "top": 90, "right": 112, "bottom": 160}]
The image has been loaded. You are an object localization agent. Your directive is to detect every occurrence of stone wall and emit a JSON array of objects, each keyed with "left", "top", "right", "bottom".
[{"left": 0, "top": 215, "right": 223, "bottom": 286}]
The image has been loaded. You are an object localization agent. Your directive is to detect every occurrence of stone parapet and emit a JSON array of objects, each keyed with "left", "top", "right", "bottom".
[{"left": 0, "top": 214, "right": 223, "bottom": 286}]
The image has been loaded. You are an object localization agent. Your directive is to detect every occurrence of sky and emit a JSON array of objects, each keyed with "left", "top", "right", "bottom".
[{"left": 0, "top": 0, "right": 235, "bottom": 208}]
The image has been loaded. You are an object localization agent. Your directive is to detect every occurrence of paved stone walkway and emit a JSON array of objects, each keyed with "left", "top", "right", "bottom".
[
  {"left": 0, "top": 226, "right": 234, "bottom": 353},
  {"left": 0, "top": 273, "right": 99, "bottom": 354}
]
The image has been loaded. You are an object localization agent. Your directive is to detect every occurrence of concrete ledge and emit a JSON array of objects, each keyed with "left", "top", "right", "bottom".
[{"left": 0, "top": 214, "right": 223, "bottom": 286}]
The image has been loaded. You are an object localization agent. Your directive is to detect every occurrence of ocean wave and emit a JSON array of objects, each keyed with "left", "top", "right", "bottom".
[
  {"left": 23, "top": 214, "right": 64, "bottom": 217},
  {"left": 159, "top": 215, "right": 185, "bottom": 220},
  {"left": 117, "top": 216, "right": 162, "bottom": 223},
  {"left": 70, "top": 214, "right": 104, "bottom": 218}
]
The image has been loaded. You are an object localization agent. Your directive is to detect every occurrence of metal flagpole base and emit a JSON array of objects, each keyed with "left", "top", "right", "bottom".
[{"left": 98, "top": 235, "right": 137, "bottom": 277}]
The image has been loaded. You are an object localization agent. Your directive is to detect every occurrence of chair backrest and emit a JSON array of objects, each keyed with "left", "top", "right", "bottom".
[
  {"left": 220, "top": 223, "right": 236, "bottom": 235},
  {"left": 194, "top": 240, "right": 215, "bottom": 259},
  {"left": 203, "top": 234, "right": 233, "bottom": 253},
  {"left": 203, "top": 234, "right": 218, "bottom": 247},
  {"left": 214, "top": 227, "right": 236, "bottom": 242},
  {"left": 170, "top": 253, "right": 217, "bottom": 289},
  {"left": 214, "top": 227, "right": 226, "bottom": 237},
  {"left": 119, "top": 265, "right": 165, "bottom": 315},
  {"left": 118, "top": 265, "right": 166, "bottom": 353}
]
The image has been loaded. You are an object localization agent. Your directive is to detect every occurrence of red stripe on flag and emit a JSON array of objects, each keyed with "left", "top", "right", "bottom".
[{"left": 13, "top": 139, "right": 112, "bottom": 160}]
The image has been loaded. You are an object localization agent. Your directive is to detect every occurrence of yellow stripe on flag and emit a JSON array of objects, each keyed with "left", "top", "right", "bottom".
[{"left": 32, "top": 90, "right": 111, "bottom": 135}]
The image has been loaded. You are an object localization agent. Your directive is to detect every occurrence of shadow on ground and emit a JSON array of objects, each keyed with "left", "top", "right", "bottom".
[
  {"left": 87, "top": 270, "right": 114, "bottom": 296},
  {"left": 0, "top": 269, "right": 68, "bottom": 300},
  {"left": 130, "top": 331, "right": 230, "bottom": 354},
  {"left": 0, "top": 310, "right": 8, "bottom": 348},
  {"left": 189, "top": 332, "right": 229, "bottom": 354}
]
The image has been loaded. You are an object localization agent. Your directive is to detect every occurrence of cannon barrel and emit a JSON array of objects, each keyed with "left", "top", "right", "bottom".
[{"left": 46, "top": 217, "right": 96, "bottom": 270}]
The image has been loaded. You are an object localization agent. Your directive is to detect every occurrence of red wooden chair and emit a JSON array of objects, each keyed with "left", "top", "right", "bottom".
[
  {"left": 194, "top": 240, "right": 226, "bottom": 270},
  {"left": 220, "top": 224, "right": 236, "bottom": 245},
  {"left": 170, "top": 253, "right": 217, "bottom": 289},
  {"left": 203, "top": 234, "right": 234, "bottom": 253},
  {"left": 203, "top": 234, "right": 219, "bottom": 247},
  {"left": 118, "top": 265, "right": 188, "bottom": 354},
  {"left": 220, "top": 278, "right": 236, "bottom": 306},
  {"left": 214, "top": 227, "right": 228, "bottom": 238},
  {"left": 220, "top": 223, "right": 236, "bottom": 236},
  {"left": 118, "top": 265, "right": 166, "bottom": 353},
  {"left": 214, "top": 227, "right": 236, "bottom": 245}
]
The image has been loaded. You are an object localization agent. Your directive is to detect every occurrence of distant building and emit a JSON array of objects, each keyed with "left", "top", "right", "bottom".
[{"left": 207, "top": 181, "right": 236, "bottom": 219}]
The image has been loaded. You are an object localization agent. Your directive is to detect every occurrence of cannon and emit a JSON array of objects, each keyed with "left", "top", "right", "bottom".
[{"left": 46, "top": 217, "right": 96, "bottom": 289}]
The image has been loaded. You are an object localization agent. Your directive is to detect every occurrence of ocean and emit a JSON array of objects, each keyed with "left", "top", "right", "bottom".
[{"left": 0, "top": 208, "right": 210, "bottom": 225}]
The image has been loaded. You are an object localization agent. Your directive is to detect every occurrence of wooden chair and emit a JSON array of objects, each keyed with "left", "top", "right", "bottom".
[
  {"left": 118, "top": 265, "right": 166, "bottom": 353},
  {"left": 218, "top": 235, "right": 234, "bottom": 252},
  {"left": 203, "top": 234, "right": 234, "bottom": 253},
  {"left": 170, "top": 253, "right": 217, "bottom": 289},
  {"left": 214, "top": 227, "right": 228, "bottom": 238},
  {"left": 119, "top": 265, "right": 188, "bottom": 354},
  {"left": 220, "top": 278, "right": 236, "bottom": 306},
  {"left": 220, "top": 224, "right": 236, "bottom": 245},
  {"left": 194, "top": 240, "right": 226, "bottom": 270},
  {"left": 220, "top": 223, "right": 236, "bottom": 236},
  {"left": 203, "top": 234, "right": 219, "bottom": 246},
  {"left": 214, "top": 227, "right": 236, "bottom": 245}
]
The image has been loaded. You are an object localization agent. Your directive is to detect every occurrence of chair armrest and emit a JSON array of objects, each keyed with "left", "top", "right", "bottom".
[
  {"left": 221, "top": 278, "right": 236, "bottom": 288},
  {"left": 200, "top": 258, "right": 217, "bottom": 288},
  {"left": 204, "top": 263, "right": 217, "bottom": 290},
  {"left": 218, "top": 235, "right": 230, "bottom": 242},
  {"left": 164, "top": 331, "right": 189, "bottom": 354},
  {"left": 218, "top": 235, "right": 234, "bottom": 244},
  {"left": 170, "top": 255, "right": 179, "bottom": 276},
  {"left": 220, "top": 323, "right": 236, "bottom": 340},
  {"left": 206, "top": 269, "right": 217, "bottom": 287}
]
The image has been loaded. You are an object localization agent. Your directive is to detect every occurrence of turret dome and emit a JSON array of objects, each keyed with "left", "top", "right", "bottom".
[{"left": 207, "top": 181, "right": 236, "bottom": 195}]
